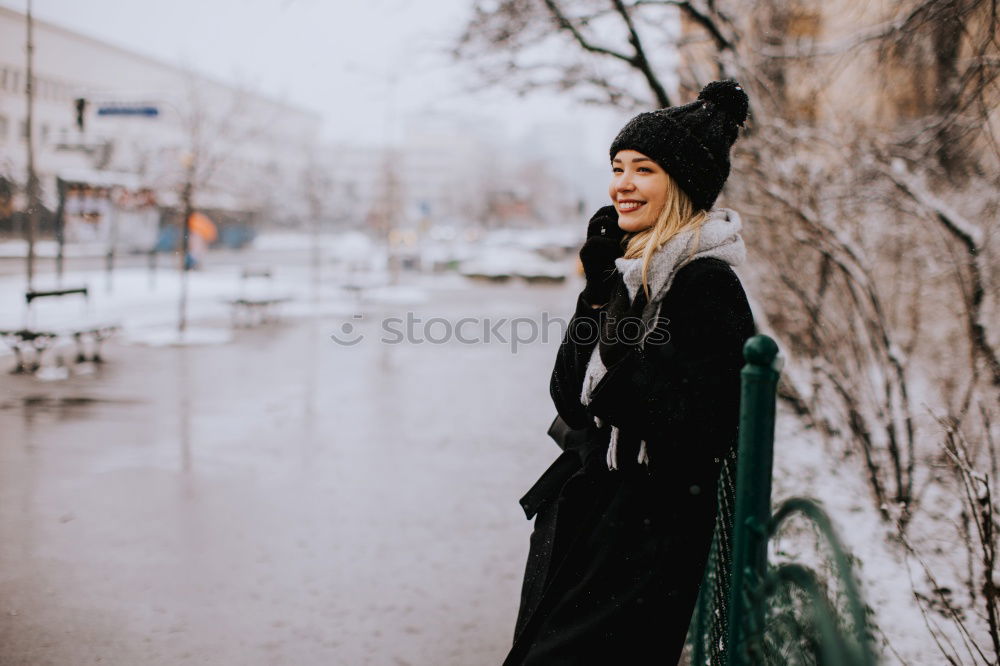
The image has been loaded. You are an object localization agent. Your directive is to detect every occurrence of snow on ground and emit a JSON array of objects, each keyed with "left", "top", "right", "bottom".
[
  {"left": 0, "top": 239, "right": 108, "bottom": 258},
  {"left": 0, "top": 265, "right": 270, "bottom": 346},
  {"left": 0, "top": 261, "right": 442, "bottom": 359}
]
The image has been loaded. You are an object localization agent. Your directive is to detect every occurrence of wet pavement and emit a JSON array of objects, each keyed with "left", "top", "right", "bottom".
[{"left": 0, "top": 274, "right": 578, "bottom": 665}]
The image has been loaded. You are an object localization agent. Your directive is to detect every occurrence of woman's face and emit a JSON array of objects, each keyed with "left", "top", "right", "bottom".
[{"left": 608, "top": 149, "right": 669, "bottom": 233}]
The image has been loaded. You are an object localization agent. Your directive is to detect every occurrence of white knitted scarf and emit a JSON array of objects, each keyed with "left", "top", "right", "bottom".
[{"left": 578, "top": 207, "right": 747, "bottom": 469}]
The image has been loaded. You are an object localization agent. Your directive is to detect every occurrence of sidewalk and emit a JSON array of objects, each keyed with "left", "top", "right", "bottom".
[{"left": 0, "top": 274, "right": 572, "bottom": 665}]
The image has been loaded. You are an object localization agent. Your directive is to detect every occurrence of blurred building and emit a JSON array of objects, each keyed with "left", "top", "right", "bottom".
[
  {"left": 398, "top": 112, "right": 497, "bottom": 228},
  {"left": 320, "top": 110, "right": 586, "bottom": 236},
  {"left": 0, "top": 6, "right": 322, "bottom": 239}
]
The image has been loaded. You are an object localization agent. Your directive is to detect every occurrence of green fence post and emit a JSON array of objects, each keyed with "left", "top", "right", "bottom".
[{"left": 726, "top": 335, "right": 781, "bottom": 666}]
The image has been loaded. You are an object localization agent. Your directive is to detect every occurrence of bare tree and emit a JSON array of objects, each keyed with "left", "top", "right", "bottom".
[
  {"left": 457, "top": 0, "right": 672, "bottom": 108},
  {"left": 163, "top": 74, "right": 277, "bottom": 333}
]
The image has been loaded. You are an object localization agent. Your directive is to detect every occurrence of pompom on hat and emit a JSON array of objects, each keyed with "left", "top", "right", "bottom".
[{"left": 609, "top": 79, "right": 749, "bottom": 211}]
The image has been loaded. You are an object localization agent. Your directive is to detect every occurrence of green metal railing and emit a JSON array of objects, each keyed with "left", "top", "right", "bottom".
[{"left": 687, "top": 335, "right": 877, "bottom": 666}]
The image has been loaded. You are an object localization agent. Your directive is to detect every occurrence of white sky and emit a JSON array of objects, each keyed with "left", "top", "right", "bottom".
[{"left": 0, "top": 0, "right": 632, "bottom": 164}]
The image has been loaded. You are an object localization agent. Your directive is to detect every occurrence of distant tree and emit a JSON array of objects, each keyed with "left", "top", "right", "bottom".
[{"left": 161, "top": 73, "right": 277, "bottom": 333}]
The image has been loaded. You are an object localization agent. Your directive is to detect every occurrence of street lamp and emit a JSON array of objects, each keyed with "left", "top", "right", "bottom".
[{"left": 23, "top": 0, "right": 39, "bottom": 291}]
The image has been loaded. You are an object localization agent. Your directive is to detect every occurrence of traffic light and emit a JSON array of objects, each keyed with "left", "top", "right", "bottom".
[{"left": 74, "top": 98, "right": 86, "bottom": 131}]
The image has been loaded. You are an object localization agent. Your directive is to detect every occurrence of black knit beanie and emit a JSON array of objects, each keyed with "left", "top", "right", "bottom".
[{"left": 609, "top": 80, "right": 749, "bottom": 212}]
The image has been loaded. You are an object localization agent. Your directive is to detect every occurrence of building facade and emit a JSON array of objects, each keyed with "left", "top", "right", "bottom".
[{"left": 0, "top": 6, "right": 322, "bottom": 241}]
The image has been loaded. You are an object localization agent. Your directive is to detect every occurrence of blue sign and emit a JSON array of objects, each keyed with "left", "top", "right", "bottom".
[{"left": 97, "top": 106, "right": 159, "bottom": 117}]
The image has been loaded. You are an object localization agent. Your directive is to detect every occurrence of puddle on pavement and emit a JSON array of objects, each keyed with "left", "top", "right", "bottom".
[{"left": 1, "top": 394, "right": 143, "bottom": 417}]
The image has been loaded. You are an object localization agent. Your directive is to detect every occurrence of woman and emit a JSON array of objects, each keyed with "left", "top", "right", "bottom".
[{"left": 505, "top": 80, "right": 756, "bottom": 665}]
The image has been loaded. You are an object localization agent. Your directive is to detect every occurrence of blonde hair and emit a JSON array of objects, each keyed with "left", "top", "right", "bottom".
[{"left": 623, "top": 173, "right": 708, "bottom": 302}]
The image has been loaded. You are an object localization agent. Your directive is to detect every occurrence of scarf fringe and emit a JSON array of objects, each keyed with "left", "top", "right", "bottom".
[
  {"left": 600, "top": 421, "right": 651, "bottom": 470},
  {"left": 606, "top": 425, "right": 620, "bottom": 470}
]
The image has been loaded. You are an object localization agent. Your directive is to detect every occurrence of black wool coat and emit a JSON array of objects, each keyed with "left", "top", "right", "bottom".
[{"left": 504, "top": 256, "right": 756, "bottom": 666}]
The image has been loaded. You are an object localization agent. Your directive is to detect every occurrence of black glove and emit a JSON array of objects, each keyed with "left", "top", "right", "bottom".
[
  {"left": 598, "top": 281, "right": 647, "bottom": 367},
  {"left": 585, "top": 205, "right": 627, "bottom": 242},
  {"left": 580, "top": 206, "right": 627, "bottom": 306}
]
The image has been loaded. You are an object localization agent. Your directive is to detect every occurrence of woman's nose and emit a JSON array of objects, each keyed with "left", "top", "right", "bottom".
[{"left": 615, "top": 176, "right": 635, "bottom": 192}]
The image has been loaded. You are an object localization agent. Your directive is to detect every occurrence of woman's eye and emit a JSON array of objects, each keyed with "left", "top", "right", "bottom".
[
  {"left": 637, "top": 167, "right": 652, "bottom": 173},
  {"left": 612, "top": 167, "right": 623, "bottom": 173}
]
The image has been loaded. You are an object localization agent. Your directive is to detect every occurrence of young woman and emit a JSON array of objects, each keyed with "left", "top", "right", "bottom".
[{"left": 505, "top": 80, "right": 756, "bottom": 665}]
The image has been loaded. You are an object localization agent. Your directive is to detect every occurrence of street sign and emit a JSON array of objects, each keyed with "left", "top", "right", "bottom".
[{"left": 96, "top": 105, "right": 159, "bottom": 117}]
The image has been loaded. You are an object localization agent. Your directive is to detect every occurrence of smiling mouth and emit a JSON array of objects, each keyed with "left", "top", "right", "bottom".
[{"left": 617, "top": 200, "right": 645, "bottom": 213}]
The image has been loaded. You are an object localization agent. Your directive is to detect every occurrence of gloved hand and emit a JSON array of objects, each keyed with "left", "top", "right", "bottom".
[
  {"left": 598, "top": 282, "right": 646, "bottom": 367},
  {"left": 585, "top": 204, "right": 627, "bottom": 242},
  {"left": 580, "top": 205, "right": 627, "bottom": 307}
]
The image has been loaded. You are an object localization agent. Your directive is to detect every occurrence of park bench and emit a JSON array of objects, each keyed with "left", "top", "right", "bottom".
[
  {"left": 0, "top": 287, "right": 120, "bottom": 374},
  {"left": 226, "top": 268, "right": 292, "bottom": 327}
]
